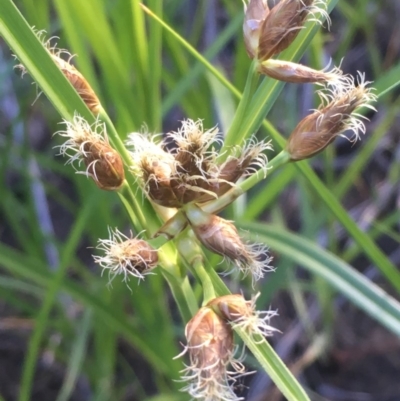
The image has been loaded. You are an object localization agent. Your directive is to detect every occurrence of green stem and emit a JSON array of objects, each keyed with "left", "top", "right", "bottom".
[
  {"left": 159, "top": 267, "right": 196, "bottom": 321},
  {"left": 193, "top": 257, "right": 216, "bottom": 304},
  {"left": 117, "top": 191, "right": 142, "bottom": 231},
  {"left": 222, "top": 59, "right": 260, "bottom": 152},
  {"left": 140, "top": 3, "right": 238, "bottom": 98},
  {"left": 175, "top": 235, "right": 216, "bottom": 305},
  {"left": 151, "top": 210, "right": 188, "bottom": 243},
  {"left": 118, "top": 181, "right": 145, "bottom": 229},
  {"left": 19, "top": 195, "right": 94, "bottom": 401}
]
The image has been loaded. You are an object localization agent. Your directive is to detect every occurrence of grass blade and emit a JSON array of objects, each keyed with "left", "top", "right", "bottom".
[{"left": 239, "top": 221, "right": 400, "bottom": 337}]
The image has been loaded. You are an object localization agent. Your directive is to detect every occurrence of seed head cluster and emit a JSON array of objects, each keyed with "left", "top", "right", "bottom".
[
  {"left": 243, "top": 0, "right": 347, "bottom": 86},
  {"left": 15, "top": 6, "right": 378, "bottom": 400},
  {"left": 127, "top": 120, "right": 273, "bottom": 284},
  {"left": 128, "top": 119, "right": 271, "bottom": 207}
]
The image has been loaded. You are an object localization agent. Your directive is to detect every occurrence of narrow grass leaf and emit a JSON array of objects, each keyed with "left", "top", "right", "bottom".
[
  {"left": 55, "top": 309, "right": 93, "bottom": 401},
  {"left": 237, "top": 329, "right": 310, "bottom": 401},
  {"left": 240, "top": 222, "right": 400, "bottom": 337}
]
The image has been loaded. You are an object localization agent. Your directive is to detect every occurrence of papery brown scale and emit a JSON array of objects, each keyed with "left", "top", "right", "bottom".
[
  {"left": 317, "top": 95, "right": 364, "bottom": 138},
  {"left": 258, "top": 0, "right": 311, "bottom": 61},
  {"left": 170, "top": 150, "right": 212, "bottom": 204},
  {"left": 286, "top": 113, "right": 325, "bottom": 160},
  {"left": 206, "top": 158, "right": 241, "bottom": 198},
  {"left": 319, "top": 106, "right": 349, "bottom": 133},
  {"left": 53, "top": 55, "right": 101, "bottom": 114},
  {"left": 140, "top": 157, "right": 181, "bottom": 207},
  {"left": 220, "top": 150, "right": 257, "bottom": 181},
  {"left": 287, "top": 99, "right": 359, "bottom": 161},
  {"left": 173, "top": 149, "right": 200, "bottom": 175},
  {"left": 186, "top": 307, "right": 234, "bottom": 372},
  {"left": 170, "top": 149, "right": 230, "bottom": 205},
  {"left": 243, "top": 0, "right": 270, "bottom": 58},
  {"left": 169, "top": 133, "right": 218, "bottom": 204},
  {"left": 170, "top": 172, "right": 215, "bottom": 205},
  {"left": 83, "top": 142, "right": 125, "bottom": 190},
  {"left": 206, "top": 147, "right": 262, "bottom": 199},
  {"left": 207, "top": 294, "right": 253, "bottom": 322},
  {"left": 147, "top": 180, "right": 180, "bottom": 207},
  {"left": 191, "top": 214, "right": 252, "bottom": 265},
  {"left": 258, "top": 59, "right": 337, "bottom": 83},
  {"left": 245, "top": 0, "right": 270, "bottom": 21},
  {"left": 205, "top": 156, "right": 251, "bottom": 199},
  {"left": 119, "top": 239, "right": 158, "bottom": 274}
]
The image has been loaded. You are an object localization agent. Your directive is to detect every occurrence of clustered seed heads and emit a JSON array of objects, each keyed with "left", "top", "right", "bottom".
[
  {"left": 57, "top": 115, "right": 125, "bottom": 190},
  {"left": 286, "top": 73, "right": 377, "bottom": 160},
  {"left": 243, "top": 0, "right": 346, "bottom": 86},
  {"left": 15, "top": 7, "right": 378, "bottom": 399},
  {"left": 93, "top": 228, "right": 158, "bottom": 283},
  {"left": 127, "top": 120, "right": 274, "bottom": 286},
  {"left": 177, "top": 295, "right": 277, "bottom": 400},
  {"left": 128, "top": 120, "right": 271, "bottom": 208}
]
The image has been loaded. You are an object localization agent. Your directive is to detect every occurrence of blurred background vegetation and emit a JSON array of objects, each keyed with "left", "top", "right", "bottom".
[{"left": 0, "top": 0, "right": 399, "bottom": 400}]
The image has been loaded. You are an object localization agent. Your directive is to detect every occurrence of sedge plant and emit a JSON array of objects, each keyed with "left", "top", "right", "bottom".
[{"left": 1, "top": 0, "right": 400, "bottom": 400}]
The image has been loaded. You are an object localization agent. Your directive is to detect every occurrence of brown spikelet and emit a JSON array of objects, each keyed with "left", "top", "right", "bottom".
[
  {"left": 258, "top": 0, "right": 323, "bottom": 61},
  {"left": 52, "top": 55, "right": 101, "bottom": 114},
  {"left": 188, "top": 211, "right": 250, "bottom": 264},
  {"left": 167, "top": 120, "right": 221, "bottom": 204},
  {"left": 128, "top": 133, "right": 181, "bottom": 207},
  {"left": 82, "top": 141, "right": 125, "bottom": 190},
  {"left": 258, "top": 59, "right": 344, "bottom": 84},
  {"left": 185, "top": 307, "right": 234, "bottom": 370},
  {"left": 57, "top": 115, "right": 124, "bottom": 190},
  {"left": 185, "top": 205, "right": 273, "bottom": 283},
  {"left": 94, "top": 228, "right": 158, "bottom": 282},
  {"left": 209, "top": 139, "right": 270, "bottom": 197},
  {"left": 113, "top": 238, "right": 158, "bottom": 275},
  {"left": 243, "top": 0, "right": 270, "bottom": 58},
  {"left": 286, "top": 75, "right": 376, "bottom": 160},
  {"left": 177, "top": 307, "right": 245, "bottom": 400},
  {"left": 16, "top": 31, "right": 101, "bottom": 114},
  {"left": 207, "top": 294, "right": 278, "bottom": 338},
  {"left": 138, "top": 152, "right": 181, "bottom": 208}
]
